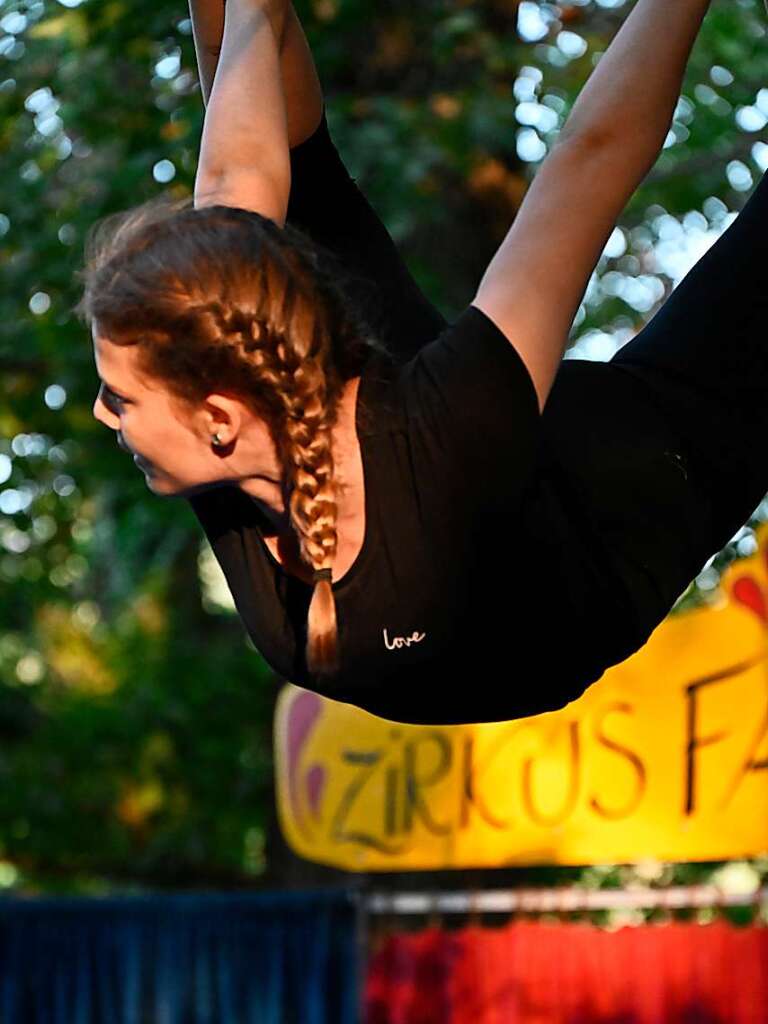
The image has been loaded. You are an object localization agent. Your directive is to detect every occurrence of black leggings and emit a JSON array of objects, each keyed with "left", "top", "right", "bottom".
[{"left": 287, "top": 105, "right": 768, "bottom": 653}]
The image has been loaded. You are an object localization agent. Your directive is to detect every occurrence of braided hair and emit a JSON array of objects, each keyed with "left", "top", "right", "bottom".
[{"left": 73, "top": 192, "right": 390, "bottom": 677}]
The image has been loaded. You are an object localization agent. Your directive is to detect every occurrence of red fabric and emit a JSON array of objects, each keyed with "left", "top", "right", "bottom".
[{"left": 364, "top": 920, "right": 768, "bottom": 1023}]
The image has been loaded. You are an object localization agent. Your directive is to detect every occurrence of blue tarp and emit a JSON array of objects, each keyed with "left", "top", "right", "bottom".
[{"left": 0, "top": 888, "right": 361, "bottom": 1024}]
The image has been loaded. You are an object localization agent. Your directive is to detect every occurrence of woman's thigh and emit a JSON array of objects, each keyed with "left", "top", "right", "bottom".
[
  {"left": 286, "top": 106, "right": 448, "bottom": 360},
  {"left": 548, "top": 168, "right": 768, "bottom": 644},
  {"left": 536, "top": 165, "right": 768, "bottom": 647},
  {"left": 609, "top": 166, "right": 768, "bottom": 487},
  {"left": 611, "top": 173, "right": 768, "bottom": 551},
  {"left": 541, "top": 358, "right": 717, "bottom": 652}
]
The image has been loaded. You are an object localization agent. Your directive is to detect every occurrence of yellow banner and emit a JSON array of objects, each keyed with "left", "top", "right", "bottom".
[{"left": 275, "top": 524, "right": 768, "bottom": 870}]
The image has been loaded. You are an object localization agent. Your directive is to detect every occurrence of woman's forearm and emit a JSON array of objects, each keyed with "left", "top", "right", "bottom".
[
  {"left": 195, "top": 0, "right": 290, "bottom": 192},
  {"left": 188, "top": 0, "right": 226, "bottom": 107},
  {"left": 560, "top": 0, "right": 713, "bottom": 150},
  {"left": 188, "top": 0, "right": 288, "bottom": 108}
]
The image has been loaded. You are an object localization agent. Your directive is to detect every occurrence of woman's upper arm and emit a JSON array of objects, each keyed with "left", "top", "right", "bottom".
[
  {"left": 194, "top": 166, "right": 289, "bottom": 227},
  {"left": 473, "top": 133, "right": 637, "bottom": 415}
]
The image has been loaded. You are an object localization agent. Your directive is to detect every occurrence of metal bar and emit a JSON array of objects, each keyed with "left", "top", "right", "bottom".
[{"left": 365, "top": 885, "right": 768, "bottom": 915}]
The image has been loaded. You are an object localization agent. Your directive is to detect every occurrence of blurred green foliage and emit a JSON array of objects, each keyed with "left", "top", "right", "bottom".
[{"left": 1, "top": 0, "right": 767, "bottom": 914}]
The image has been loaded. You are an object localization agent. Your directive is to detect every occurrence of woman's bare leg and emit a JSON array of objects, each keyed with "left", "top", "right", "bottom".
[{"left": 189, "top": 0, "right": 323, "bottom": 150}]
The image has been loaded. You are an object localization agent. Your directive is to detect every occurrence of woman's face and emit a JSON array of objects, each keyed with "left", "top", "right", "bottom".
[{"left": 91, "top": 325, "right": 283, "bottom": 503}]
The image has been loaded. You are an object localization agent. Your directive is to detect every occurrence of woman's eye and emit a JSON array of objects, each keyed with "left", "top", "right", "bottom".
[{"left": 101, "top": 386, "right": 126, "bottom": 413}]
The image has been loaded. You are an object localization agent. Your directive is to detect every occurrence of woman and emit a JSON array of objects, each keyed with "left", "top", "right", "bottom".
[{"left": 78, "top": 0, "right": 765, "bottom": 725}]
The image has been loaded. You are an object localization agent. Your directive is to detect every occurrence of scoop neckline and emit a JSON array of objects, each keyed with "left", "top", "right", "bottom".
[{"left": 254, "top": 359, "right": 377, "bottom": 594}]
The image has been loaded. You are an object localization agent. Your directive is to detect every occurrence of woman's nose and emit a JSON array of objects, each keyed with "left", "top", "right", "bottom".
[{"left": 92, "top": 395, "right": 117, "bottom": 429}]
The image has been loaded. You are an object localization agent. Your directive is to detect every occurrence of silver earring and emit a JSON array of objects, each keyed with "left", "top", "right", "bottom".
[{"left": 211, "top": 432, "right": 224, "bottom": 448}]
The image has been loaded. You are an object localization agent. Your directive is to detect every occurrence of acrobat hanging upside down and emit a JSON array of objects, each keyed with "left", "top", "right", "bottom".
[{"left": 80, "top": 0, "right": 768, "bottom": 724}]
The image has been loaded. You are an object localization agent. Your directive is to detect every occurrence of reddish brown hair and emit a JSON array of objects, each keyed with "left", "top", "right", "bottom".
[{"left": 73, "top": 192, "right": 388, "bottom": 678}]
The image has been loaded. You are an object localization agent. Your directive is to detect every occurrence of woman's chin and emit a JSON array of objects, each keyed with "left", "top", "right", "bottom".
[
  {"left": 140, "top": 468, "right": 190, "bottom": 498},
  {"left": 143, "top": 474, "right": 176, "bottom": 497},
  {"left": 135, "top": 460, "right": 211, "bottom": 499},
  {"left": 135, "top": 459, "right": 163, "bottom": 489}
]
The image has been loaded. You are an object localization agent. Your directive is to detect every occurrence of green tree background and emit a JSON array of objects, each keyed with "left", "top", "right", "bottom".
[{"left": 1, "top": 0, "right": 766, "bottom": 922}]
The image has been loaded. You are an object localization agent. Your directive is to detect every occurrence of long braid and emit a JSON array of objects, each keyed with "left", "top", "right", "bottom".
[
  {"left": 186, "top": 218, "right": 345, "bottom": 675},
  {"left": 254, "top": 222, "right": 342, "bottom": 675}
]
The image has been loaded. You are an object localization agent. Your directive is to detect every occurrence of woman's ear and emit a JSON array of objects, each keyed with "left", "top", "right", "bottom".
[{"left": 197, "top": 393, "right": 241, "bottom": 445}]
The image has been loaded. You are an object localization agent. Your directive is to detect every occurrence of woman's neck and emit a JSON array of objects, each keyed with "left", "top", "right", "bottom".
[{"left": 240, "top": 375, "right": 362, "bottom": 530}]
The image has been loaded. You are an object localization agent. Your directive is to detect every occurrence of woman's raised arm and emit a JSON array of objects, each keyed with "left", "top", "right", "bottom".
[
  {"left": 473, "top": 0, "right": 713, "bottom": 416},
  {"left": 193, "top": 0, "right": 291, "bottom": 221},
  {"left": 189, "top": 0, "right": 323, "bottom": 148},
  {"left": 189, "top": 0, "right": 289, "bottom": 102}
]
